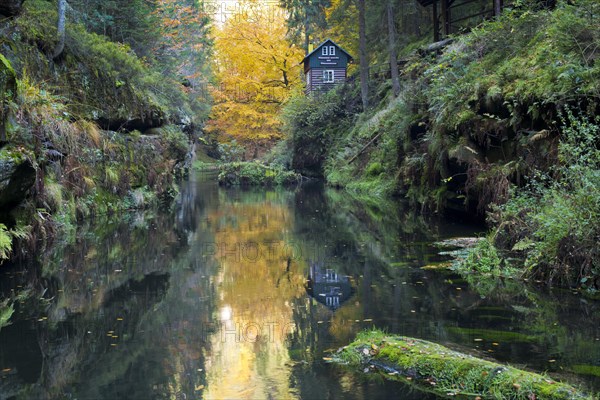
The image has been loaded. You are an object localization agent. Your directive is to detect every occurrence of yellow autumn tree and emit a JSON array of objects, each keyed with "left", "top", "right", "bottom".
[{"left": 207, "top": 1, "right": 304, "bottom": 155}]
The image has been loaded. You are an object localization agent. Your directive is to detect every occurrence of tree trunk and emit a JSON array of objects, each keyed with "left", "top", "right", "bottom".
[
  {"left": 304, "top": 0, "right": 310, "bottom": 54},
  {"left": 53, "top": 0, "right": 66, "bottom": 60},
  {"left": 413, "top": 0, "right": 421, "bottom": 36},
  {"left": 387, "top": 1, "right": 401, "bottom": 98},
  {"left": 358, "top": 0, "right": 369, "bottom": 110},
  {"left": 494, "top": 0, "right": 503, "bottom": 17}
]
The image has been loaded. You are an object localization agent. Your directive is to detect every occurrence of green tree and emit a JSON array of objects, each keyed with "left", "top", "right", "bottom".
[{"left": 280, "top": 0, "right": 330, "bottom": 53}]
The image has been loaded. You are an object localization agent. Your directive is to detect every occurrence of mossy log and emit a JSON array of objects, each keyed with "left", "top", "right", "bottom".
[{"left": 332, "top": 331, "right": 593, "bottom": 399}]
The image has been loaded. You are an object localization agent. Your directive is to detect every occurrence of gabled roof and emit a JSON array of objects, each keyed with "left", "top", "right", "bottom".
[{"left": 302, "top": 39, "right": 354, "bottom": 63}]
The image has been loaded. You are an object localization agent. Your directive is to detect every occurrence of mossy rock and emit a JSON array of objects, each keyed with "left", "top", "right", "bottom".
[
  {"left": 0, "top": 0, "right": 24, "bottom": 17},
  {"left": 0, "top": 145, "right": 35, "bottom": 209},
  {"left": 332, "top": 330, "right": 593, "bottom": 399}
]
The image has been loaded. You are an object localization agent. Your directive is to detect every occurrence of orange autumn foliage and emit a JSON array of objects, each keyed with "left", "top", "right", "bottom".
[{"left": 206, "top": 1, "right": 304, "bottom": 145}]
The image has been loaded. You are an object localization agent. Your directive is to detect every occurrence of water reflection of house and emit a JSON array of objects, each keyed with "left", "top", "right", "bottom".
[{"left": 306, "top": 263, "right": 353, "bottom": 310}]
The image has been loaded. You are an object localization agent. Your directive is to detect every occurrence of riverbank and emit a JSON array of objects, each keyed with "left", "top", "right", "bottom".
[
  {"left": 0, "top": 0, "right": 207, "bottom": 262},
  {"left": 279, "top": 1, "right": 600, "bottom": 291}
]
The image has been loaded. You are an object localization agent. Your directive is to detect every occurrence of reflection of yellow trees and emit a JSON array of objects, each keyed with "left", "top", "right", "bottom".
[{"left": 204, "top": 195, "right": 307, "bottom": 399}]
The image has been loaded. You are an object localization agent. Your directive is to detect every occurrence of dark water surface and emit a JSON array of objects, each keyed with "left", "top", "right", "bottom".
[{"left": 1, "top": 173, "right": 599, "bottom": 399}]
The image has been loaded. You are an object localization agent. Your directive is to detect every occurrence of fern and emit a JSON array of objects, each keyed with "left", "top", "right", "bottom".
[
  {"left": 0, "top": 224, "right": 12, "bottom": 261},
  {"left": 0, "top": 299, "right": 14, "bottom": 330}
]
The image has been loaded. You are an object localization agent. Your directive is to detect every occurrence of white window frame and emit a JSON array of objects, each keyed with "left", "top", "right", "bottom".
[
  {"left": 323, "top": 70, "right": 335, "bottom": 83},
  {"left": 322, "top": 46, "right": 329, "bottom": 56},
  {"left": 329, "top": 46, "right": 335, "bottom": 56}
]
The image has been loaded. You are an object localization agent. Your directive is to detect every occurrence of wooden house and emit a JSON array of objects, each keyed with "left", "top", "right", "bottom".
[{"left": 302, "top": 39, "right": 353, "bottom": 95}]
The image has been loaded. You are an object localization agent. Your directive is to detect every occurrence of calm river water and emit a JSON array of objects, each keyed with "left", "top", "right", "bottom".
[{"left": 1, "top": 172, "right": 599, "bottom": 399}]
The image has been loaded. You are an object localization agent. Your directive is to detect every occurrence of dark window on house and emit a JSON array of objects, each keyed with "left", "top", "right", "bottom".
[{"left": 323, "top": 70, "right": 334, "bottom": 83}]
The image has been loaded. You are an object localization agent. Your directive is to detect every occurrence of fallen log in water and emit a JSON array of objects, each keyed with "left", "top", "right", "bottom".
[{"left": 331, "top": 330, "right": 594, "bottom": 399}]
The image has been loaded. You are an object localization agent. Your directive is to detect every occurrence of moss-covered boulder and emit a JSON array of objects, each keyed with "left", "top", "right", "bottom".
[
  {"left": 0, "top": 145, "right": 35, "bottom": 209},
  {"left": 332, "top": 331, "right": 593, "bottom": 399}
]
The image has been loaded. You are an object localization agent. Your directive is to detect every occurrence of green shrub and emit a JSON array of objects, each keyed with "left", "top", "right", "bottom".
[
  {"left": 282, "top": 85, "right": 360, "bottom": 177},
  {"left": 0, "top": 224, "right": 12, "bottom": 261},
  {"left": 365, "top": 162, "right": 384, "bottom": 177},
  {"left": 218, "top": 162, "right": 301, "bottom": 186},
  {"left": 455, "top": 237, "right": 502, "bottom": 275}
]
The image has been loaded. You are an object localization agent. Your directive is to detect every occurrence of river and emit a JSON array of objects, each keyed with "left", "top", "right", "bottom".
[{"left": 1, "top": 172, "right": 599, "bottom": 399}]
